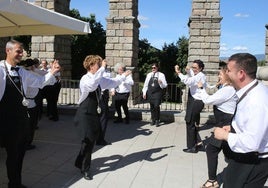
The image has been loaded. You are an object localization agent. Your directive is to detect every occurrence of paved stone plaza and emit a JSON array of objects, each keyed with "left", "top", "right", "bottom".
[{"left": 0, "top": 111, "right": 267, "bottom": 188}]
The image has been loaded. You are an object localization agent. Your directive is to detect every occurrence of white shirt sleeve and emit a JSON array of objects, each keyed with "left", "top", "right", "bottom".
[
  {"left": 142, "top": 72, "right": 151, "bottom": 95},
  {"left": 199, "top": 86, "right": 235, "bottom": 105}
]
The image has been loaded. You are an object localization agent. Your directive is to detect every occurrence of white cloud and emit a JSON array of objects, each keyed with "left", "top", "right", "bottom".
[
  {"left": 232, "top": 46, "right": 248, "bottom": 51},
  {"left": 138, "top": 15, "right": 149, "bottom": 21},
  {"left": 220, "top": 43, "right": 229, "bottom": 51},
  {"left": 234, "top": 13, "right": 249, "bottom": 18},
  {"left": 140, "top": 24, "right": 149, "bottom": 29}
]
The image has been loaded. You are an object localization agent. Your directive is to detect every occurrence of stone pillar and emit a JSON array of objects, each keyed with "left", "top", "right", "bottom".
[
  {"left": 106, "top": 0, "right": 140, "bottom": 71},
  {"left": 265, "top": 24, "right": 268, "bottom": 62},
  {"left": 31, "top": 0, "right": 72, "bottom": 78},
  {"left": 106, "top": 0, "right": 140, "bottom": 103},
  {"left": 188, "top": 0, "right": 222, "bottom": 85}
]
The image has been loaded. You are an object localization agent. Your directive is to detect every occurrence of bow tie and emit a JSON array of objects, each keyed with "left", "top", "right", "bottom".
[{"left": 11, "top": 67, "right": 20, "bottom": 72}]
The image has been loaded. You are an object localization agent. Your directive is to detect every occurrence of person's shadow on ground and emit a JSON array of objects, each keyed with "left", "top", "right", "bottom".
[
  {"left": 100, "top": 120, "right": 153, "bottom": 145},
  {"left": 91, "top": 145, "right": 175, "bottom": 175}
]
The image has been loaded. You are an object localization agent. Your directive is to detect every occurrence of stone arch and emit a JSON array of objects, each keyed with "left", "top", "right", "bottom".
[{"left": 105, "top": 0, "right": 222, "bottom": 85}]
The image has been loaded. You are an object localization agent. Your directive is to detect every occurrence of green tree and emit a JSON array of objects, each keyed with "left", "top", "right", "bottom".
[
  {"left": 160, "top": 42, "right": 178, "bottom": 83},
  {"left": 70, "top": 9, "right": 106, "bottom": 79},
  {"left": 258, "top": 60, "right": 267, "bottom": 66},
  {"left": 176, "top": 36, "right": 189, "bottom": 73},
  {"left": 138, "top": 39, "right": 161, "bottom": 81}
]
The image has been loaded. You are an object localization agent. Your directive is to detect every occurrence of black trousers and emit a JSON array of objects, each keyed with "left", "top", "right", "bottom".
[
  {"left": 150, "top": 102, "right": 160, "bottom": 121},
  {"left": 206, "top": 143, "right": 222, "bottom": 180},
  {"left": 45, "top": 82, "right": 61, "bottom": 119},
  {"left": 223, "top": 158, "right": 268, "bottom": 188},
  {"left": 1, "top": 132, "right": 27, "bottom": 187},
  {"left": 27, "top": 106, "right": 39, "bottom": 145},
  {"left": 185, "top": 93, "right": 204, "bottom": 148},
  {"left": 75, "top": 138, "right": 95, "bottom": 172},
  {"left": 114, "top": 93, "right": 130, "bottom": 120}
]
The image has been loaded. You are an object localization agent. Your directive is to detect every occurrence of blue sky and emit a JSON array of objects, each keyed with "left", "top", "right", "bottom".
[{"left": 70, "top": 0, "right": 268, "bottom": 57}]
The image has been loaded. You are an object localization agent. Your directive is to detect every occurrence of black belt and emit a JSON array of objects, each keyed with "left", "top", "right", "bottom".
[{"left": 116, "top": 92, "right": 129, "bottom": 95}]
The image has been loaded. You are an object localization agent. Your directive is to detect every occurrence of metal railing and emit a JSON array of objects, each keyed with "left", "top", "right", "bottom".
[{"left": 58, "top": 79, "right": 216, "bottom": 112}]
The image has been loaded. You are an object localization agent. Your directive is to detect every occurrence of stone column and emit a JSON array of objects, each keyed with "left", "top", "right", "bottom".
[
  {"left": 31, "top": 0, "right": 72, "bottom": 78},
  {"left": 106, "top": 0, "right": 140, "bottom": 103},
  {"left": 106, "top": 0, "right": 140, "bottom": 70},
  {"left": 265, "top": 24, "right": 268, "bottom": 62},
  {"left": 188, "top": 0, "right": 222, "bottom": 85}
]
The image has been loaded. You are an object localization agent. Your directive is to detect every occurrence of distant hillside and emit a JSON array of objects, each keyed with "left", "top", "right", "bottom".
[
  {"left": 255, "top": 54, "right": 265, "bottom": 61},
  {"left": 220, "top": 54, "right": 265, "bottom": 61}
]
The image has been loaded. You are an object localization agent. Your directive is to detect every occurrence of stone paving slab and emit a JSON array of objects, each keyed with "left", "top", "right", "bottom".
[{"left": 0, "top": 113, "right": 267, "bottom": 188}]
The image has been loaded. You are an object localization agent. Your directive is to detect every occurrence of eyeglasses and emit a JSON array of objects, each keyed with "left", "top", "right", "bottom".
[{"left": 152, "top": 67, "right": 156, "bottom": 69}]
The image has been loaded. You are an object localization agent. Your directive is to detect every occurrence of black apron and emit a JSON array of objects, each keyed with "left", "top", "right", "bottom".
[
  {"left": 74, "top": 88, "right": 101, "bottom": 142},
  {"left": 147, "top": 73, "right": 163, "bottom": 106},
  {"left": 0, "top": 74, "right": 29, "bottom": 147}
]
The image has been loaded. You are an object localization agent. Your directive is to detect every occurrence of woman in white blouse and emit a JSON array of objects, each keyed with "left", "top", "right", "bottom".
[
  {"left": 198, "top": 64, "right": 237, "bottom": 188},
  {"left": 142, "top": 63, "right": 167, "bottom": 126},
  {"left": 74, "top": 55, "right": 131, "bottom": 180}
]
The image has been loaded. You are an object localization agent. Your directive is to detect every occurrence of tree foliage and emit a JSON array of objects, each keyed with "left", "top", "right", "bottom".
[
  {"left": 138, "top": 39, "right": 161, "bottom": 81},
  {"left": 160, "top": 42, "right": 179, "bottom": 83},
  {"left": 137, "top": 37, "right": 189, "bottom": 83},
  {"left": 70, "top": 9, "right": 106, "bottom": 79},
  {"left": 176, "top": 36, "right": 189, "bottom": 73}
]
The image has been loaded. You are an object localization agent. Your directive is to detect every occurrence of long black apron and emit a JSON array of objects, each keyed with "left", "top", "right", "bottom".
[
  {"left": 74, "top": 88, "right": 101, "bottom": 172},
  {"left": 147, "top": 73, "right": 163, "bottom": 121},
  {"left": 0, "top": 74, "right": 29, "bottom": 187}
]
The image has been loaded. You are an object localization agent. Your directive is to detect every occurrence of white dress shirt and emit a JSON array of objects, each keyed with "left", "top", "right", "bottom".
[
  {"left": 112, "top": 74, "right": 134, "bottom": 93},
  {"left": 78, "top": 67, "right": 126, "bottom": 104},
  {"left": 0, "top": 60, "right": 56, "bottom": 101},
  {"left": 198, "top": 84, "right": 237, "bottom": 114},
  {"left": 228, "top": 80, "right": 268, "bottom": 157},
  {"left": 178, "top": 71, "right": 207, "bottom": 100},
  {"left": 142, "top": 71, "right": 167, "bottom": 95}
]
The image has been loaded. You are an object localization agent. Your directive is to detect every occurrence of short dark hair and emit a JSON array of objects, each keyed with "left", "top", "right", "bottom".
[
  {"left": 152, "top": 62, "right": 159, "bottom": 68},
  {"left": 228, "top": 53, "right": 257, "bottom": 79},
  {"left": 193, "top": 59, "right": 205, "bottom": 71}
]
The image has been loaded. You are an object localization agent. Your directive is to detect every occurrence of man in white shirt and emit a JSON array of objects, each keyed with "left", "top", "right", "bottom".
[
  {"left": 215, "top": 53, "right": 268, "bottom": 187},
  {"left": 111, "top": 63, "right": 134, "bottom": 124},
  {"left": 0, "top": 40, "right": 60, "bottom": 188}
]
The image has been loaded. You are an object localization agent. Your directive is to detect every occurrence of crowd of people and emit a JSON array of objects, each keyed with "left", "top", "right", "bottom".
[{"left": 1, "top": 39, "right": 268, "bottom": 188}]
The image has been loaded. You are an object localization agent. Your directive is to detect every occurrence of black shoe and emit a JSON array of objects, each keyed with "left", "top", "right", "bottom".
[
  {"left": 96, "top": 140, "right": 111, "bottom": 146},
  {"left": 183, "top": 147, "right": 198, "bottom": 153},
  {"left": 26, "top": 144, "right": 36, "bottom": 150},
  {"left": 83, "top": 170, "right": 93, "bottom": 180},
  {"left": 155, "top": 120, "right": 160, "bottom": 127},
  {"left": 114, "top": 118, "right": 123, "bottom": 123},
  {"left": 150, "top": 121, "right": 155, "bottom": 126},
  {"left": 196, "top": 143, "right": 205, "bottom": 152}
]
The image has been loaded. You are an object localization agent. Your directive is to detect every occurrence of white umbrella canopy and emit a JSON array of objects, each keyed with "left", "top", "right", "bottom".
[{"left": 0, "top": 0, "right": 91, "bottom": 37}]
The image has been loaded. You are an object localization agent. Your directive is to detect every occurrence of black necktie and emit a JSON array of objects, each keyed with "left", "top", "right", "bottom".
[{"left": 11, "top": 67, "right": 20, "bottom": 72}]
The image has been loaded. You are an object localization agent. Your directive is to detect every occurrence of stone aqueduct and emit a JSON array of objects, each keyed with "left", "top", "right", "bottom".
[{"left": 0, "top": 0, "right": 267, "bottom": 84}]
